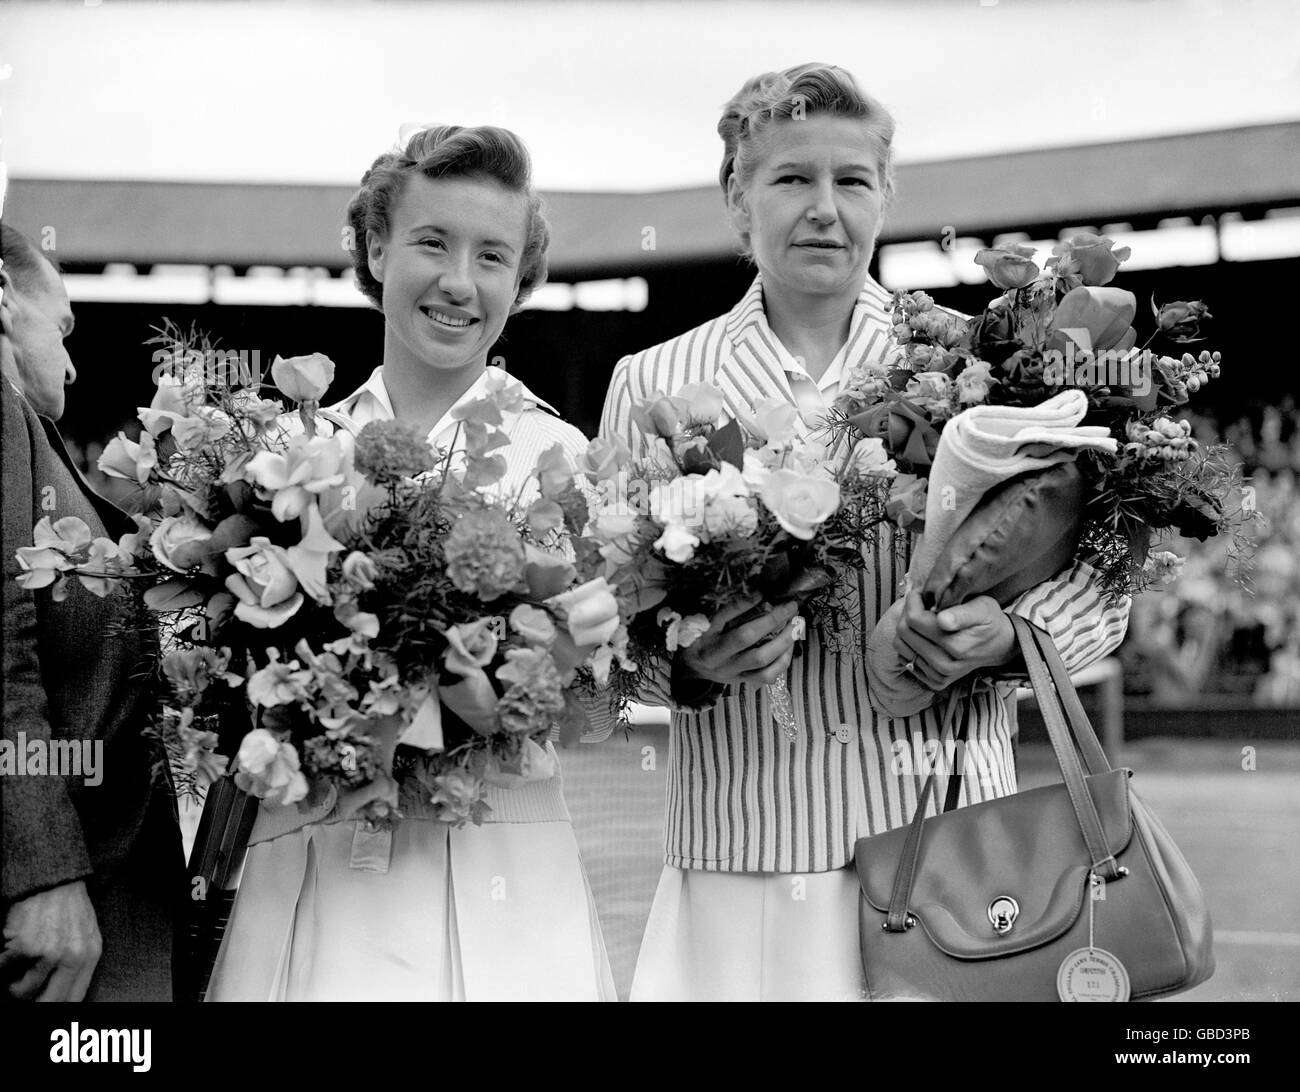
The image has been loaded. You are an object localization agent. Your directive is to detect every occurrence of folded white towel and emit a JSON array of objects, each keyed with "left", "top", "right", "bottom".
[{"left": 867, "top": 390, "right": 1117, "bottom": 717}]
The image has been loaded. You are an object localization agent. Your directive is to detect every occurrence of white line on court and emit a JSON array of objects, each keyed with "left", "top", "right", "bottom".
[{"left": 1215, "top": 930, "right": 1300, "bottom": 947}]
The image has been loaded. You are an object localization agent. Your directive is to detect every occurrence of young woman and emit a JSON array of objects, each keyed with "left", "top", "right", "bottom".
[
  {"left": 208, "top": 125, "right": 616, "bottom": 1002},
  {"left": 599, "top": 63, "right": 1131, "bottom": 1001}
]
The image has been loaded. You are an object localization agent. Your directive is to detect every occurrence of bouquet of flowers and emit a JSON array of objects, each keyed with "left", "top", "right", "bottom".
[
  {"left": 13, "top": 324, "right": 619, "bottom": 827},
  {"left": 582, "top": 382, "right": 896, "bottom": 736},
  {"left": 828, "top": 233, "right": 1255, "bottom": 597}
]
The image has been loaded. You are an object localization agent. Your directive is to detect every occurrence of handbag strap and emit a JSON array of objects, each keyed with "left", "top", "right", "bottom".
[
  {"left": 1011, "top": 615, "right": 1122, "bottom": 879},
  {"left": 883, "top": 617, "right": 1121, "bottom": 932},
  {"left": 883, "top": 683, "right": 968, "bottom": 932},
  {"left": 1027, "top": 623, "right": 1112, "bottom": 777},
  {"left": 941, "top": 682, "right": 973, "bottom": 813}
]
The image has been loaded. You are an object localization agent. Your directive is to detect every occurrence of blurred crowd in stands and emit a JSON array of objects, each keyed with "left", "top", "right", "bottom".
[{"left": 1125, "top": 401, "right": 1300, "bottom": 707}]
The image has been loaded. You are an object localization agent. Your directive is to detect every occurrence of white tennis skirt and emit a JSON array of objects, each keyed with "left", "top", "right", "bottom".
[
  {"left": 207, "top": 816, "right": 617, "bottom": 1002},
  {"left": 630, "top": 865, "right": 868, "bottom": 1001}
]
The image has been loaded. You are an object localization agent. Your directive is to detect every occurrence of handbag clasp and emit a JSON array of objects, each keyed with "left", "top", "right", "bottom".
[{"left": 988, "top": 896, "right": 1019, "bottom": 936}]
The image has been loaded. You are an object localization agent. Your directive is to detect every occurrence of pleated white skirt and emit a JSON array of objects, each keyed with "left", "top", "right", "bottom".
[
  {"left": 630, "top": 865, "right": 868, "bottom": 1001},
  {"left": 207, "top": 816, "right": 617, "bottom": 1002}
]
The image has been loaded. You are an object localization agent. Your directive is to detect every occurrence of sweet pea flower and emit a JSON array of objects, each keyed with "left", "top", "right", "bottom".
[
  {"left": 741, "top": 449, "right": 775, "bottom": 492},
  {"left": 738, "top": 398, "right": 802, "bottom": 448},
  {"left": 245, "top": 653, "right": 310, "bottom": 707},
  {"left": 229, "top": 389, "right": 285, "bottom": 433},
  {"left": 1143, "top": 550, "right": 1186, "bottom": 588},
  {"left": 234, "top": 729, "right": 309, "bottom": 807},
  {"left": 430, "top": 768, "right": 486, "bottom": 824},
  {"left": 649, "top": 475, "right": 709, "bottom": 533},
  {"left": 98, "top": 430, "right": 158, "bottom": 484},
  {"left": 451, "top": 371, "right": 525, "bottom": 427},
  {"left": 13, "top": 516, "right": 88, "bottom": 589},
  {"left": 954, "top": 360, "right": 998, "bottom": 406},
  {"left": 904, "top": 371, "right": 953, "bottom": 411},
  {"left": 137, "top": 374, "right": 195, "bottom": 437},
  {"left": 170, "top": 407, "right": 233, "bottom": 452},
  {"left": 886, "top": 474, "right": 928, "bottom": 531},
  {"left": 849, "top": 437, "right": 897, "bottom": 477},
  {"left": 590, "top": 504, "right": 641, "bottom": 541},
  {"left": 341, "top": 550, "right": 379, "bottom": 591},
  {"left": 653, "top": 522, "right": 701, "bottom": 563},
  {"left": 657, "top": 608, "right": 711, "bottom": 653},
  {"left": 285, "top": 502, "right": 346, "bottom": 604},
  {"left": 494, "top": 645, "right": 553, "bottom": 688},
  {"left": 699, "top": 462, "right": 759, "bottom": 537},
  {"left": 79, "top": 537, "right": 127, "bottom": 597}
]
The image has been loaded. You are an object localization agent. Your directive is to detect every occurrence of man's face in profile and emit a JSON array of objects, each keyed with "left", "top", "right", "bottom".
[{"left": 2, "top": 254, "right": 77, "bottom": 420}]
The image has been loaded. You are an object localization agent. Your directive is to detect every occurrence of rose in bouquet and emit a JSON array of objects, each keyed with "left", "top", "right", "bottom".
[{"left": 583, "top": 382, "right": 896, "bottom": 737}]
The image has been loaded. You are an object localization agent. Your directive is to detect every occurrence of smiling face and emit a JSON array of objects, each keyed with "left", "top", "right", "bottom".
[
  {"left": 0, "top": 254, "right": 77, "bottom": 420},
  {"left": 366, "top": 172, "right": 529, "bottom": 382},
  {"left": 728, "top": 114, "right": 887, "bottom": 305}
]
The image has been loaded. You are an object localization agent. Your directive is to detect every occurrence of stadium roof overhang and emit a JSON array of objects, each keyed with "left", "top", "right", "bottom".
[{"left": 6, "top": 123, "right": 1298, "bottom": 279}]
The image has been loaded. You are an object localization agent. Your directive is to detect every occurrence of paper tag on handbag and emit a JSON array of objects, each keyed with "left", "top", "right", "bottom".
[{"left": 1056, "top": 947, "right": 1131, "bottom": 1002}]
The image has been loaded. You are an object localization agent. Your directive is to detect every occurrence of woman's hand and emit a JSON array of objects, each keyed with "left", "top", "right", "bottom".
[
  {"left": 678, "top": 595, "right": 800, "bottom": 687},
  {"left": 892, "top": 591, "right": 1017, "bottom": 691}
]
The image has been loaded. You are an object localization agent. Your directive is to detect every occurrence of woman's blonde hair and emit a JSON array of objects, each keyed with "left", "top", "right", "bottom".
[{"left": 718, "top": 62, "right": 897, "bottom": 206}]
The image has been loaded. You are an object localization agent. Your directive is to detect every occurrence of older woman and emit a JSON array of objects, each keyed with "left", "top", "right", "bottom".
[
  {"left": 599, "top": 63, "right": 1130, "bottom": 1001},
  {"left": 208, "top": 125, "right": 616, "bottom": 1002}
]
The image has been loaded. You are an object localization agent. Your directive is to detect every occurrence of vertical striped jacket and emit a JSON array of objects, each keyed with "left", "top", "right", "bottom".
[{"left": 599, "top": 274, "right": 1131, "bottom": 874}]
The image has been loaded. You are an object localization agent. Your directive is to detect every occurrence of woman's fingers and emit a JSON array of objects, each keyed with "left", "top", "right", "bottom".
[
  {"left": 719, "top": 601, "right": 798, "bottom": 657},
  {"left": 895, "top": 627, "right": 954, "bottom": 690},
  {"left": 733, "top": 618, "right": 799, "bottom": 680},
  {"left": 704, "top": 595, "right": 764, "bottom": 638},
  {"left": 681, "top": 600, "right": 800, "bottom": 685},
  {"left": 738, "top": 640, "right": 796, "bottom": 686}
]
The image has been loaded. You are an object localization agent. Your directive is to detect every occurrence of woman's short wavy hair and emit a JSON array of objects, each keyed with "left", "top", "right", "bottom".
[
  {"left": 346, "top": 125, "right": 550, "bottom": 311},
  {"left": 717, "top": 62, "right": 897, "bottom": 206}
]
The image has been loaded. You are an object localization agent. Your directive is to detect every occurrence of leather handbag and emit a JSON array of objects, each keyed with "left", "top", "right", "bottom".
[
  {"left": 854, "top": 615, "right": 1215, "bottom": 1001},
  {"left": 920, "top": 461, "right": 1086, "bottom": 612}
]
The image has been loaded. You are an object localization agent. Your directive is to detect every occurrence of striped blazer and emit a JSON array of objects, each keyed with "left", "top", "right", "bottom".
[{"left": 599, "top": 274, "right": 1131, "bottom": 874}]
